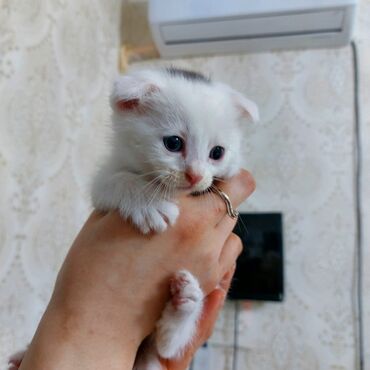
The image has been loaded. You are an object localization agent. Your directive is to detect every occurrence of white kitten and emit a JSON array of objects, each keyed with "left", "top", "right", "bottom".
[
  {"left": 92, "top": 68, "right": 258, "bottom": 234},
  {"left": 8, "top": 68, "right": 258, "bottom": 370}
]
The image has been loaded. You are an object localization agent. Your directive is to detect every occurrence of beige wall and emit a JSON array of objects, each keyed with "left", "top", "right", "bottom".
[
  {"left": 0, "top": 1, "right": 369, "bottom": 369},
  {"left": 0, "top": 0, "right": 121, "bottom": 365}
]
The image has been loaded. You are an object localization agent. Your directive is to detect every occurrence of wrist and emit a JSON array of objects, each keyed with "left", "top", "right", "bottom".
[{"left": 20, "top": 300, "right": 141, "bottom": 370}]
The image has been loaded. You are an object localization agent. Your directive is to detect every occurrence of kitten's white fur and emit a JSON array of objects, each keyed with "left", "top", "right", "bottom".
[
  {"left": 8, "top": 68, "right": 258, "bottom": 370},
  {"left": 91, "top": 69, "right": 258, "bottom": 235}
]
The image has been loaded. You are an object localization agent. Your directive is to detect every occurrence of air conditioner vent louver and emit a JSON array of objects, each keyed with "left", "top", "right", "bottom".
[{"left": 149, "top": 0, "right": 357, "bottom": 57}]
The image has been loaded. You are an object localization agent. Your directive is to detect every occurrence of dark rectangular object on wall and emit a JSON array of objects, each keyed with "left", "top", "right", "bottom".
[{"left": 228, "top": 213, "right": 284, "bottom": 302}]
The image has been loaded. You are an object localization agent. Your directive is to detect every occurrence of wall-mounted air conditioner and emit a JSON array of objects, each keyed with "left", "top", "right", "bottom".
[{"left": 148, "top": 0, "right": 357, "bottom": 58}]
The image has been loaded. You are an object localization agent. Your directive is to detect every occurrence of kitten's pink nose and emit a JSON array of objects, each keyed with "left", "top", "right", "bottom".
[{"left": 185, "top": 171, "right": 203, "bottom": 186}]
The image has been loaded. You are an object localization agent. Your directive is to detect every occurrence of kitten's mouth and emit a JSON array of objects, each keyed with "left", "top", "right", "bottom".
[
  {"left": 177, "top": 185, "right": 193, "bottom": 191},
  {"left": 176, "top": 183, "right": 210, "bottom": 194}
]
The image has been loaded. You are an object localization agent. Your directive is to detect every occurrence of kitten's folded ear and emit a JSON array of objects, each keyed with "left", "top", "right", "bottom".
[
  {"left": 110, "top": 72, "right": 160, "bottom": 112},
  {"left": 217, "top": 82, "right": 259, "bottom": 123},
  {"left": 234, "top": 92, "right": 259, "bottom": 123}
]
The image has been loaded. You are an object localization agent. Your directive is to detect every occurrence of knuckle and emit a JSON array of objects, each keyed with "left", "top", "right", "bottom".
[
  {"left": 229, "top": 232, "right": 241, "bottom": 244},
  {"left": 241, "top": 170, "right": 256, "bottom": 193},
  {"left": 230, "top": 233, "right": 243, "bottom": 254}
]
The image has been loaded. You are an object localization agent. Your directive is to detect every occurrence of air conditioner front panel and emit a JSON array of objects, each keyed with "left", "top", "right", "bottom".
[
  {"left": 148, "top": 0, "right": 357, "bottom": 57},
  {"left": 160, "top": 9, "right": 344, "bottom": 45},
  {"left": 149, "top": 0, "right": 356, "bottom": 23}
]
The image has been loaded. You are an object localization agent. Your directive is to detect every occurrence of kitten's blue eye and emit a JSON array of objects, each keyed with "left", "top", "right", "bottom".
[
  {"left": 163, "top": 136, "right": 184, "bottom": 152},
  {"left": 209, "top": 146, "right": 224, "bottom": 160}
]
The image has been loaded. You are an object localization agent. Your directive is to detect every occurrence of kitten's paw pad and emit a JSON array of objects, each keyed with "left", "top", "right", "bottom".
[
  {"left": 170, "top": 270, "right": 203, "bottom": 312},
  {"left": 8, "top": 348, "right": 26, "bottom": 370},
  {"left": 8, "top": 362, "right": 21, "bottom": 370}
]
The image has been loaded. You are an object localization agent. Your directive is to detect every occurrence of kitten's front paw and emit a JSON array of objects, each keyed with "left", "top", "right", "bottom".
[{"left": 128, "top": 201, "right": 179, "bottom": 234}]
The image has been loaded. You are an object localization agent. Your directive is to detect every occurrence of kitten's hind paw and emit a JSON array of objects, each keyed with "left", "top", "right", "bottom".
[
  {"left": 155, "top": 270, "right": 204, "bottom": 359},
  {"left": 8, "top": 348, "right": 27, "bottom": 370},
  {"left": 170, "top": 270, "right": 203, "bottom": 313},
  {"left": 128, "top": 201, "right": 179, "bottom": 234}
]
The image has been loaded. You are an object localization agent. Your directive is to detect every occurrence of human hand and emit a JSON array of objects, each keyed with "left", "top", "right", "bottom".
[{"left": 18, "top": 170, "right": 255, "bottom": 370}]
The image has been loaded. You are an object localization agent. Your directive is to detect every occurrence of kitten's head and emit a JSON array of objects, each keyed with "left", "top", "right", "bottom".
[{"left": 110, "top": 67, "right": 258, "bottom": 194}]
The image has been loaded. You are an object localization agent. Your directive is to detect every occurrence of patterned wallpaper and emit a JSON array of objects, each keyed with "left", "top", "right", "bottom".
[
  {"left": 0, "top": 1, "right": 369, "bottom": 369},
  {"left": 0, "top": 0, "right": 121, "bottom": 366}
]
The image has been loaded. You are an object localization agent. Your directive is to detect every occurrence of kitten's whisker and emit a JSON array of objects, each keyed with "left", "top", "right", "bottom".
[
  {"left": 147, "top": 175, "right": 169, "bottom": 206},
  {"left": 164, "top": 179, "right": 172, "bottom": 201},
  {"left": 140, "top": 175, "right": 164, "bottom": 198},
  {"left": 141, "top": 176, "right": 161, "bottom": 191},
  {"left": 138, "top": 173, "right": 169, "bottom": 205},
  {"left": 167, "top": 176, "right": 177, "bottom": 201},
  {"left": 143, "top": 175, "right": 164, "bottom": 191},
  {"left": 160, "top": 177, "right": 170, "bottom": 201},
  {"left": 164, "top": 174, "right": 178, "bottom": 200},
  {"left": 147, "top": 172, "right": 175, "bottom": 204},
  {"left": 134, "top": 169, "right": 172, "bottom": 180},
  {"left": 148, "top": 179, "right": 165, "bottom": 204},
  {"left": 146, "top": 183, "right": 161, "bottom": 206},
  {"left": 213, "top": 177, "right": 227, "bottom": 183},
  {"left": 171, "top": 177, "right": 178, "bottom": 198}
]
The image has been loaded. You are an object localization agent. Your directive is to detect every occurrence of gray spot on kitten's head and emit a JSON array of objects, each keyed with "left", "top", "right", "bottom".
[{"left": 165, "top": 67, "right": 211, "bottom": 84}]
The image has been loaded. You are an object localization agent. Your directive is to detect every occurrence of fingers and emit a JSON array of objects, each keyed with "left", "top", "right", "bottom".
[
  {"left": 179, "top": 169, "right": 255, "bottom": 232},
  {"left": 214, "top": 169, "right": 256, "bottom": 210},
  {"left": 218, "top": 233, "right": 243, "bottom": 277},
  {"left": 214, "top": 170, "right": 255, "bottom": 235}
]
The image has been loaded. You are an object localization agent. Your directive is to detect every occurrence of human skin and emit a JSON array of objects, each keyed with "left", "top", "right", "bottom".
[{"left": 18, "top": 170, "right": 255, "bottom": 370}]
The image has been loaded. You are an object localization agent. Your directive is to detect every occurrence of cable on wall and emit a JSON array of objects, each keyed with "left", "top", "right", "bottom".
[
  {"left": 350, "top": 40, "right": 364, "bottom": 370},
  {"left": 232, "top": 300, "right": 240, "bottom": 370}
]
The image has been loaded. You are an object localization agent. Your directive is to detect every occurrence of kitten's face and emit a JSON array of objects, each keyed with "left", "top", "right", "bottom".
[
  {"left": 140, "top": 95, "right": 242, "bottom": 194},
  {"left": 111, "top": 69, "right": 258, "bottom": 194}
]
